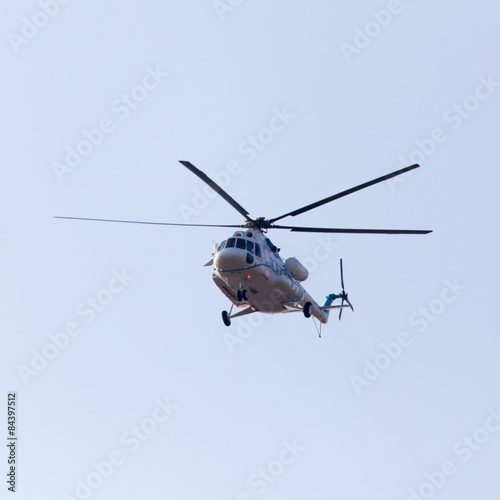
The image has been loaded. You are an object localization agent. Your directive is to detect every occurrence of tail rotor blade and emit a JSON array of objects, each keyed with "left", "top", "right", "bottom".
[
  {"left": 338, "top": 258, "right": 353, "bottom": 320},
  {"left": 340, "top": 258, "right": 345, "bottom": 291},
  {"left": 345, "top": 296, "right": 354, "bottom": 311}
]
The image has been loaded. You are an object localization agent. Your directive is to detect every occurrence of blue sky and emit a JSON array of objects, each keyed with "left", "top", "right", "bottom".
[{"left": 2, "top": 1, "right": 500, "bottom": 499}]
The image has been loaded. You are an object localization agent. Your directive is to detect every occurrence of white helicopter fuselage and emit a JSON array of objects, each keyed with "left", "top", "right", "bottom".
[{"left": 211, "top": 228, "right": 330, "bottom": 323}]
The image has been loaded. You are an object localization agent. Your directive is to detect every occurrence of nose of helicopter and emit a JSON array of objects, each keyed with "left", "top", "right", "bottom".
[{"left": 214, "top": 248, "right": 248, "bottom": 271}]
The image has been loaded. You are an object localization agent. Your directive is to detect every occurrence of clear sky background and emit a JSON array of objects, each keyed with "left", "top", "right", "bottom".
[{"left": 2, "top": 1, "right": 500, "bottom": 499}]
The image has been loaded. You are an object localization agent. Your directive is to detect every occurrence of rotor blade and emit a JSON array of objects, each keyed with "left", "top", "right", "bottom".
[
  {"left": 270, "top": 225, "right": 432, "bottom": 234},
  {"left": 179, "top": 161, "right": 251, "bottom": 220},
  {"left": 54, "top": 216, "right": 246, "bottom": 229},
  {"left": 268, "top": 164, "right": 420, "bottom": 223},
  {"left": 340, "top": 258, "right": 345, "bottom": 290},
  {"left": 339, "top": 297, "right": 354, "bottom": 320}
]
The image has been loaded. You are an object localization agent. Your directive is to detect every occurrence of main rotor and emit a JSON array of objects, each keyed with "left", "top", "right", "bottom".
[
  {"left": 175, "top": 160, "right": 431, "bottom": 235},
  {"left": 54, "top": 160, "right": 432, "bottom": 236}
]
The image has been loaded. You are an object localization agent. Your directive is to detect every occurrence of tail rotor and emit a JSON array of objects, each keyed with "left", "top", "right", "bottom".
[{"left": 339, "top": 258, "right": 354, "bottom": 320}]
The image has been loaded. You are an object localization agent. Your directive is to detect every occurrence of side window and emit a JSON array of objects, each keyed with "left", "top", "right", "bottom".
[
  {"left": 226, "top": 238, "right": 235, "bottom": 248},
  {"left": 218, "top": 240, "right": 226, "bottom": 252},
  {"left": 236, "top": 238, "right": 246, "bottom": 250},
  {"left": 246, "top": 240, "right": 254, "bottom": 253},
  {"left": 255, "top": 243, "right": 261, "bottom": 257}
]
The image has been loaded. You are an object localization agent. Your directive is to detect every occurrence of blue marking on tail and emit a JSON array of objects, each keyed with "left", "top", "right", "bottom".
[{"left": 323, "top": 293, "right": 341, "bottom": 319}]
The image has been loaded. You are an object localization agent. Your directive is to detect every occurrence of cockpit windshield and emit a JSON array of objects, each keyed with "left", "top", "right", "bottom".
[{"left": 216, "top": 237, "right": 261, "bottom": 257}]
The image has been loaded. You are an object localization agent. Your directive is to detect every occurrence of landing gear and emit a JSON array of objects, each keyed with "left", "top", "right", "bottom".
[
  {"left": 303, "top": 301, "right": 312, "bottom": 318},
  {"left": 222, "top": 310, "right": 231, "bottom": 327},
  {"left": 237, "top": 289, "right": 249, "bottom": 302},
  {"left": 242, "top": 289, "right": 249, "bottom": 301}
]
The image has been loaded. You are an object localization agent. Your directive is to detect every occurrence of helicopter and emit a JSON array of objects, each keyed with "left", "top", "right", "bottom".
[{"left": 55, "top": 161, "right": 431, "bottom": 336}]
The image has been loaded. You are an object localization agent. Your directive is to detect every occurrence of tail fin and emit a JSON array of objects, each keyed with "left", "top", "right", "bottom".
[{"left": 322, "top": 293, "right": 341, "bottom": 319}]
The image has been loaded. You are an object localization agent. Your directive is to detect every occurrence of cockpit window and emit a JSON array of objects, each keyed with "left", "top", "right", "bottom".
[
  {"left": 217, "top": 240, "right": 226, "bottom": 252},
  {"left": 226, "top": 238, "right": 235, "bottom": 248},
  {"left": 255, "top": 243, "right": 261, "bottom": 257},
  {"left": 246, "top": 240, "right": 254, "bottom": 253},
  {"left": 236, "top": 238, "right": 246, "bottom": 250},
  {"left": 265, "top": 237, "right": 278, "bottom": 253}
]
